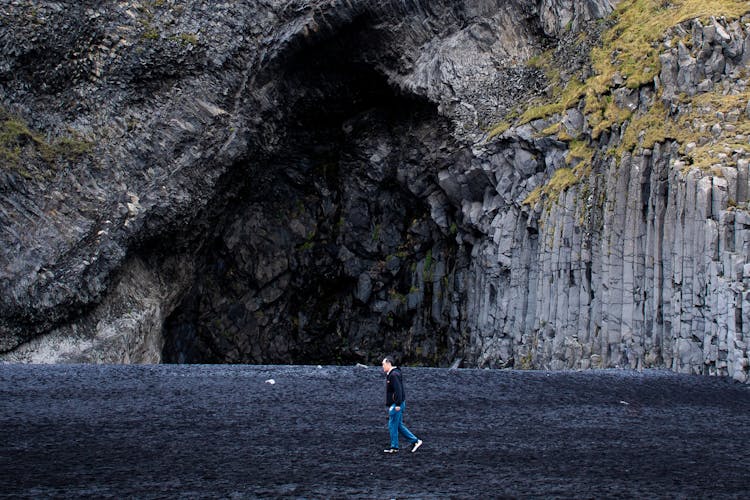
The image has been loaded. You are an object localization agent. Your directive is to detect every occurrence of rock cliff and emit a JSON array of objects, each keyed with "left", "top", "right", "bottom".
[
  {"left": 2, "top": 0, "right": 750, "bottom": 381},
  {"left": 466, "top": 2, "right": 750, "bottom": 383}
]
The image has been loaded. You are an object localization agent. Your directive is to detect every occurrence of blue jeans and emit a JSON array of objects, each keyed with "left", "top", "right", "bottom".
[{"left": 388, "top": 401, "right": 418, "bottom": 449}]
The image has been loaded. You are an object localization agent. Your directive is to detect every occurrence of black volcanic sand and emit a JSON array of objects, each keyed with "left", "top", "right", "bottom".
[{"left": 2, "top": 365, "right": 750, "bottom": 499}]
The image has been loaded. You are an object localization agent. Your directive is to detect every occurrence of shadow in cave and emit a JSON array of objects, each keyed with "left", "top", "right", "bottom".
[{"left": 162, "top": 16, "right": 464, "bottom": 366}]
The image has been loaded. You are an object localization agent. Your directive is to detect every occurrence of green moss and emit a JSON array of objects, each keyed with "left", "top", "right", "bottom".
[
  {"left": 138, "top": 0, "right": 168, "bottom": 41},
  {"left": 423, "top": 249, "right": 433, "bottom": 279},
  {"left": 518, "top": 78, "right": 587, "bottom": 126},
  {"left": 523, "top": 139, "right": 593, "bottom": 207},
  {"left": 587, "top": 94, "right": 633, "bottom": 140},
  {"left": 493, "top": 0, "right": 748, "bottom": 144},
  {"left": 617, "top": 86, "right": 750, "bottom": 170},
  {"left": 547, "top": 167, "right": 579, "bottom": 193},
  {"left": 486, "top": 49, "right": 563, "bottom": 136},
  {"left": 584, "top": 0, "right": 748, "bottom": 133},
  {"left": 54, "top": 135, "right": 93, "bottom": 160},
  {"left": 567, "top": 140, "right": 594, "bottom": 167},
  {"left": 594, "top": 0, "right": 748, "bottom": 89},
  {"left": 389, "top": 289, "right": 407, "bottom": 304},
  {"left": 523, "top": 167, "right": 580, "bottom": 206},
  {"left": 538, "top": 122, "right": 561, "bottom": 137},
  {"left": 519, "top": 350, "right": 534, "bottom": 370},
  {"left": 169, "top": 33, "right": 199, "bottom": 46},
  {"left": 0, "top": 108, "right": 91, "bottom": 174},
  {"left": 486, "top": 121, "right": 510, "bottom": 140},
  {"left": 142, "top": 28, "right": 160, "bottom": 40},
  {"left": 0, "top": 117, "right": 31, "bottom": 165},
  {"left": 514, "top": 0, "right": 749, "bottom": 210}
]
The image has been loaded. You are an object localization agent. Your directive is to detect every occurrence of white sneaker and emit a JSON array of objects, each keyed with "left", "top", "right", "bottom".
[
  {"left": 411, "top": 439, "right": 423, "bottom": 453},
  {"left": 383, "top": 448, "right": 398, "bottom": 453}
]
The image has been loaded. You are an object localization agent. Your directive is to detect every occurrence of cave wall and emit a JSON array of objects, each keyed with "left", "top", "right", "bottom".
[
  {"left": 0, "top": 0, "right": 557, "bottom": 366},
  {"left": 12, "top": 1, "right": 750, "bottom": 384},
  {"left": 162, "top": 98, "right": 468, "bottom": 365}
]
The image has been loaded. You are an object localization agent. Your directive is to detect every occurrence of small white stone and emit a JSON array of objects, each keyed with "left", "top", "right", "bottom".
[{"left": 265, "top": 379, "right": 275, "bottom": 385}]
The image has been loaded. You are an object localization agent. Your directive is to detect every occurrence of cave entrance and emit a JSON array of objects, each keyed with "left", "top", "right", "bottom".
[{"left": 162, "top": 16, "right": 462, "bottom": 365}]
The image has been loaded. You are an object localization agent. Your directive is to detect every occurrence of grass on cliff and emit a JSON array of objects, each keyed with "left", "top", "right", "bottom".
[
  {"left": 523, "top": 168, "right": 575, "bottom": 207},
  {"left": 585, "top": 0, "right": 749, "bottom": 144},
  {"left": 0, "top": 107, "right": 92, "bottom": 178},
  {"left": 496, "top": 0, "right": 749, "bottom": 205},
  {"left": 520, "top": 0, "right": 748, "bottom": 128},
  {"left": 592, "top": 0, "right": 748, "bottom": 90}
]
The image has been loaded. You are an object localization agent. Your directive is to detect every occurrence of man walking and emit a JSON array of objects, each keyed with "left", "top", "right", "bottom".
[{"left": 382, "top": 356, "right": 423, "bottom": 453}]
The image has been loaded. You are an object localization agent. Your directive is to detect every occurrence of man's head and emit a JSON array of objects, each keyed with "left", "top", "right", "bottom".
[{"left": 381, "top": 356, "right": 394, "bottom": 373}]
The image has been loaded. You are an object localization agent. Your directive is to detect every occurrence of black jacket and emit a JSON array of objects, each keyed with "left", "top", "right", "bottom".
[{"left": 385, "top": 367, "right": 405, "bottom": 406}]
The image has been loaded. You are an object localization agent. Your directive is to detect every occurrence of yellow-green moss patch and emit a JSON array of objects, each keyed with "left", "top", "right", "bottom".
[
  {"left": 0, "top": 107, "right": 92, "bottom": 176},
  {"left": 486, "top": 121, "right": 511, "bottom": 140},
  {"left": 511, "top": 0, "right": 750, "bottom": 211},
  {"left": 523, "top": 167, "right": 579, "bottom": 206},
  {"left": 489, "top": 0, "right": 749, "bottom": 142}
]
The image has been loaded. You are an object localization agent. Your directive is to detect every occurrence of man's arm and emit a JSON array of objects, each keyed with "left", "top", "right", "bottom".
[{"left": 391, "top": 373, "right": 404, "bottom": 407}]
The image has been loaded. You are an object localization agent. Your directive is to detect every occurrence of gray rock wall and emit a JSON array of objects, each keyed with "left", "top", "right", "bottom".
[
  {"left": 5, "top": 0, "right": 750, "bottom": 383},
  {"left": 2, "top": 255, "right": 194, "bottom": 363},
  {"left": 464, "top": 15, "right": 750, "bottom": 382},
  {"left": 1, "top": 0, "right": 566, "bottom": 366}
]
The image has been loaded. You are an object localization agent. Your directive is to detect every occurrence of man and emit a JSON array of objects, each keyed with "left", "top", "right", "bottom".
[{"left": 382, "top": 356, "right": 423, "bottom": 453}]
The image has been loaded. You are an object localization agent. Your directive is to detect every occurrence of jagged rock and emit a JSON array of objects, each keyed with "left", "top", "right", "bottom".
[
  {"left": 539, "top": 0, "right": 615, "bottom": 37},
  {"left": 355, "top": 273, "right": 372, "bottom": 304},
  {"left": 463, "top": 13, "right": 750, "bottom": 383},
  {"left": 4, "top": 0, "right": 750, "bottom": 384},
  {"left": 5, "top": 0, "right": 558, "bottom": 365}
]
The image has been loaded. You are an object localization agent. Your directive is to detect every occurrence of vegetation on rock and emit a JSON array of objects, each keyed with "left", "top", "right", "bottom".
[
  {"left": 0, "top": 107, "right": 92, "bottom": 178},
  {"left": 498, "top": 0, "right": 750, "bottom": 207}
]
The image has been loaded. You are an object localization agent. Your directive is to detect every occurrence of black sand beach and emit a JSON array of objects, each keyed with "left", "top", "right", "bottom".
[{"left": 2, "top": 364, "right": 750, "bottom": 498}]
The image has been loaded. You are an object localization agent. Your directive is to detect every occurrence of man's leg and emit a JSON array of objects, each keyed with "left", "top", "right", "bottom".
[
  {"left": 396, "top": 401, "right": 418, "bottom": 444},
  {"left": 388, "top": 404, "right": 401, "bottom": 449}
]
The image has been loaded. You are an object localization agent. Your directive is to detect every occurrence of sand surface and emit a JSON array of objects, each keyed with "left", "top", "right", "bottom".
[{"left": 2, "top": 364, "right": 750, "bottom": 498}]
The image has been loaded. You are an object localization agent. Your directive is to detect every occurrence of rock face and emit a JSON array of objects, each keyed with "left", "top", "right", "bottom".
[
  {"left": 3, "top": 1, "right": 750, "bottom": 382},
  {"left": 0, "top": 0, "right": 554, "bottom": 365},
  {"left": 465, "top": 13, "right": 750, "bottom": 383}
]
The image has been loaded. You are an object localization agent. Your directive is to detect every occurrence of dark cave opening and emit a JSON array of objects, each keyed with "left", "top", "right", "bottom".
[{"left": 161, "top": 20, "right": 464, "bottom": 366}]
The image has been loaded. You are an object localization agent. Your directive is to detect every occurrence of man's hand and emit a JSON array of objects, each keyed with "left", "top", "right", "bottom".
[{"left": 395, "top": 406, "right": 401, "bottom": 411}]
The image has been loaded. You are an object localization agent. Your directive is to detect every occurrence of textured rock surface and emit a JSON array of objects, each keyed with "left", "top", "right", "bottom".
[
  {"left": 466, "top": 13, "right": 750, "bottom": 383},
  {"left": 0, "top": 0, "right": 564, "bottom": 364},
  {"left": 0, "top": 0, "right": 579, "bottom": 365},
  {"left": 6, "top": 0, "right": 750, "bottom": 383}
]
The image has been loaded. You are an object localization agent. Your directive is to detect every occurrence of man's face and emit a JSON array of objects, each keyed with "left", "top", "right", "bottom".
[{"left": 381, "top": 360, "right": 391, "bottom": 373}]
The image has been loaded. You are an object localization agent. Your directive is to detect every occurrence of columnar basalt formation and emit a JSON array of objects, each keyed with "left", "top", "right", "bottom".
[
  {"left": 465, "top": 11, "right": 750, "bottom": 382},
  {"left": 3, "top": 1, "right": 750, "bottom": 382}
]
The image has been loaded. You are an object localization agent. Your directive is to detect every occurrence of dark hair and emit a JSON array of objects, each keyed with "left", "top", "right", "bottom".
[{"left": 382, "top": 356, "right": 394, "bottom": 365}]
